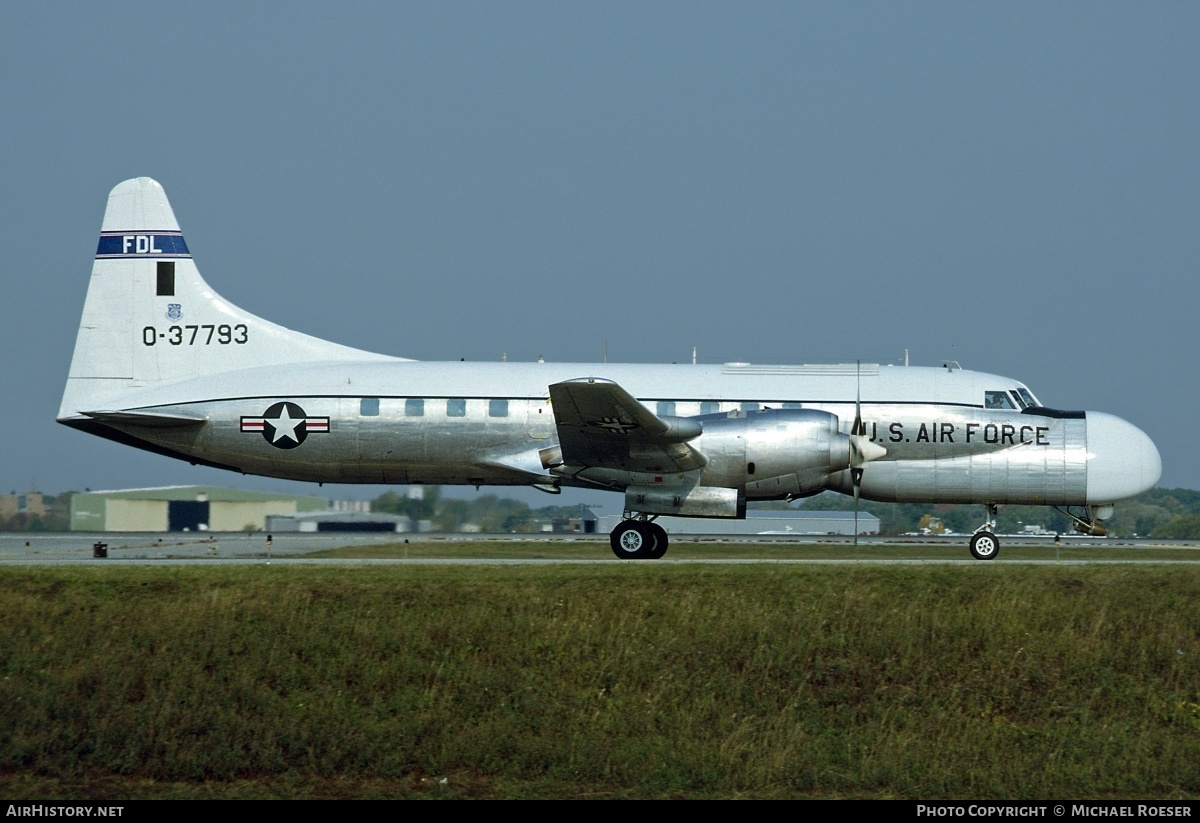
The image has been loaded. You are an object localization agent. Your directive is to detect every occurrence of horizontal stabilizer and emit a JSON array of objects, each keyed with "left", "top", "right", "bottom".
[{"left": 82, "top": 409, "right": 207, "bottom": 428}]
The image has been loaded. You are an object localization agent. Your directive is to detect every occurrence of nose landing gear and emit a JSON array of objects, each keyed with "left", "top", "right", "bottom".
[{"left": 970, "top": 504, "right": 1000, "bottom": 560}]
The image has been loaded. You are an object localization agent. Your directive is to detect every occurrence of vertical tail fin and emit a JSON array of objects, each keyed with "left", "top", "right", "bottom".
[{"left": 59, "top": 178, "right": 396, "bottom": 419}]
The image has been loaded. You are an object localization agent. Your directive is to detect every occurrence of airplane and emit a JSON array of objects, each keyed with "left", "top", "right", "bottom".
[{"left": 58, "top": 178, "right": 1163, "bottom": 560}]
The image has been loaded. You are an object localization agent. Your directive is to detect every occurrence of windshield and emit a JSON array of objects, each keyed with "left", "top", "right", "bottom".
[{"left": 985, "top": 390, "right": 1016, "bottom": 410}]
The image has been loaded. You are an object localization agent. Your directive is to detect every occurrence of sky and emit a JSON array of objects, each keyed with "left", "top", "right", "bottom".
[{"left": 1, "top": 2, "right": 1197, "bottom": 513}]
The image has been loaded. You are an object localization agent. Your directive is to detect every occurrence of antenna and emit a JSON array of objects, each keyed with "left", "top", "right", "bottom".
[{"left": 692, "top": 346, "right": 697, "bottom": 365}]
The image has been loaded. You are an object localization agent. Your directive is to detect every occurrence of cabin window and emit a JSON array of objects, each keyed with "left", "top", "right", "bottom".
[
  {"left": 156, "top": 261, "right": 175, "bottom": 296},
  {"left": 747, "top": 461, "right": 757, "bottom": 475},
  {"left": 360, "top": 397, "right": 379, "bottom": 416},
  {"left": 657, "top": 401, "right": 675, "bottom": 417},
  {"left": 488, "top": 399, "right": 508, "bottom": 418},
  {"left": 699, "top": 401, "right": 719, "bottom": 415},
  {"left": 984, "top": 391, "right": 1016, "bottom": 410},
  {"left": 405, "top": 398, "right": 424, "bottom": 417},
  {"left": 740, "top": 402, "right": 760, "bottom": 412},
  {"left": 447, "top": 398, "right": 467, "bottom": 417}
]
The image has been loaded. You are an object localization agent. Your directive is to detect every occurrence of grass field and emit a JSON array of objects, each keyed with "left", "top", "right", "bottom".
[
  {"left": 304, "top": 537, "right": 1200, "bottom": 562},
  {"left": 2, "top": 551, "right": 1199, "bottom": 799}
]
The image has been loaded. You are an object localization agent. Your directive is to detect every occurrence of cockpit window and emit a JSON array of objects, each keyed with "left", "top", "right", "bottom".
[
  {"left": 984, "top": 390, "right": 1016, "bottom": 410},
  {"left": 1009, "top": 391, "right": 1028, "bottom": 409},
  {"left": 1015, "top": 387, "right": 1039, "bottom": 408}
]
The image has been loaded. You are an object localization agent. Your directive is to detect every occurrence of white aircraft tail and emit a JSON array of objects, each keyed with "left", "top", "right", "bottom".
[{"left": 59, "top": 178, "right": 397, "bottom": 419}]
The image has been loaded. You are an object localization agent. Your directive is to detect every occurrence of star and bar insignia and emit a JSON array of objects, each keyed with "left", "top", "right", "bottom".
[
  {"left": 587, "top": 416, "right": 640, "bottom": 434},
  {"left": 240, "top": 401, "right": 330, "bottom": 449}
]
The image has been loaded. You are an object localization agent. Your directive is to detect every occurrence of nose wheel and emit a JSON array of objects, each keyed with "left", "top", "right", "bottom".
[
  {"left": 610, "top": 519, "right": 669, "bottom": 559},
  {"left": 969, "top": 531, "right": 999, "bottom": 560},
  {"left": 969, "top": 504, "right": 999, "bottom": 560}
]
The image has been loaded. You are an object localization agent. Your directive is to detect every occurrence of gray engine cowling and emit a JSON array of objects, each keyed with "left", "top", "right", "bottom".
[{"left": 696, "top": 408, "right": 852, "bottom": 499}]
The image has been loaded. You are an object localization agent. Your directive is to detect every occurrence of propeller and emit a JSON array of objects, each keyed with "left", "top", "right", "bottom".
[{"left": 849, "top": 360, "right": 887, "bottom": 544}]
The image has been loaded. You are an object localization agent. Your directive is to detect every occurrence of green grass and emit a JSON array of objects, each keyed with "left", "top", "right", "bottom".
[
  {"left": 304, "top": 537, "right": 1200, "bottom": 562},
  {"left": 2, "top": 563, "right": 1199, "bottom": 799}
]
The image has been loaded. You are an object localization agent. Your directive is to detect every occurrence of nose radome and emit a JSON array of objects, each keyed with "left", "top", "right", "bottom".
[{"left": 1086, "top": 411, "right": 1162, "bottom": 504}]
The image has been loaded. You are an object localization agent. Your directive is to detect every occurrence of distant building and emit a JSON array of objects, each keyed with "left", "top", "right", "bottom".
[
  {"left": 542, "top": 509, "right": 599, "bottom": 534},
  {"left": 0, "top": 491, "right": 45, "bottom": 519},
  {"left": 265, "top": 511, "right": 414, "bottom": 533},
  {"left": 599, "top": 510, "right": 880, "bottom": 537},
  {"left": 330, "top": 499, "right": 372, "bottom": 513},
  {"left": 70, "top": 486, "right": 328, "bottom": 532}
]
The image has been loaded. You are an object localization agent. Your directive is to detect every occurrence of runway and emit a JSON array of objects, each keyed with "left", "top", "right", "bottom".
[
  {"left": 1, "top": 532, "right": 1197, "bottom": 566},
  {"left": 0, "top": 531, "right": 400, "bottom": 564}
]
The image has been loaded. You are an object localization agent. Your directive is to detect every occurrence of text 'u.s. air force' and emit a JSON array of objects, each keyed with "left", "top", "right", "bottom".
[{"left": 864, "top": 421, "right": 1050, "bottom": 445}]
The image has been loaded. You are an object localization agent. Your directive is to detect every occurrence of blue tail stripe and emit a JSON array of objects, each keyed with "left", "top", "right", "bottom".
[{"left": 96, "top": 232, "right": 190, "bottom": 258}]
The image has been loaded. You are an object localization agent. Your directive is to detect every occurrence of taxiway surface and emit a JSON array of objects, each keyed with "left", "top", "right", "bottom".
[{"left": 1, "top": 532, "right": 1196, "bottom": 566}]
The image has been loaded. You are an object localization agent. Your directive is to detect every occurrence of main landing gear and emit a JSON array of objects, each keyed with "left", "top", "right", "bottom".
[
  {"left": 969, "top": 504, "right": 1000, "bottom": 560},
  {"left": 610, "top": 518, "right": 669, "bottom": 560}
]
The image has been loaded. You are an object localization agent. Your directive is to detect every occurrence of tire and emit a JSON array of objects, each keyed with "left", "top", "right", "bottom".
[
  {"left": 611, "top": 521, "right": 656, "bottom": 559},
  {"left": 969, "top": 531, "right": 999, "bottom": 560},
  {"left": 646, "top": 522, "right": 669, "bottom": 559}
]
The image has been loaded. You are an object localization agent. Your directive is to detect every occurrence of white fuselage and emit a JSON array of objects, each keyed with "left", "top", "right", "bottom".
[
  {"left": 58, "top": 178, "right": 1163, "bottom": 532},
  {"left": 63, "top": 359, "right": 1159, "bottom": 508}
]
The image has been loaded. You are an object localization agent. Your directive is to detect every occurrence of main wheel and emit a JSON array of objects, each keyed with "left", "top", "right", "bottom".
[
  {"left": 969, "top": 531, "right": 999, "bottom": 560},
  {"left": 646, "top": 522, "right": 669, "bottom": 559},
  {"left": 611, "top": 521, "right": 656, "bottom": 559}
]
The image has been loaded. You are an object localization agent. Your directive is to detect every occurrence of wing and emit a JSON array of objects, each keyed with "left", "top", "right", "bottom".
[{"left": 548, "top": 378, "right": 707, "bottom": 474}]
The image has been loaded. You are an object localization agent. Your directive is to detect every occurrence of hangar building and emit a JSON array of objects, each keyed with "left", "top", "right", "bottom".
[
  {"left": 70, "top": 486, "right": 329, "bottom": 532},
  {"left": 265, "top": 511, "right": 414, "bottom": 533}
]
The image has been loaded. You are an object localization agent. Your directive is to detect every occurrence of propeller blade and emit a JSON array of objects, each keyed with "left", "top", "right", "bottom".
[
  {"left": 849, "top": 359, "right": 887, "bottom": 467},
  {"left": 854, "top": 360, "right": 861, "bottom": 547},
  {"left": 853, "top": 359, "right": 862, "bottom": 437},
  {"left": 852, "top": 467, "right": 862, "bottom": 546}
]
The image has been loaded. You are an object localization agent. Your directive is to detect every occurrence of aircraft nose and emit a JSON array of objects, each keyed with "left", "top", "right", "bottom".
[{"left": 1086, "top": 411, "right": 1161, "bottom": 504}]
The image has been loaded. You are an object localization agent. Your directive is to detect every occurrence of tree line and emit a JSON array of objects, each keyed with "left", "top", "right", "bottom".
[
  {"left": 369, "top": 486, "right": 1200, "bottom": 538},
  {"left": 4, "top": 487, "right": 1200, "bottom": 537}
]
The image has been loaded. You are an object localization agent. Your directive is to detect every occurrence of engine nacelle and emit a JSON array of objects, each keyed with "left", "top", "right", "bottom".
[{"left": 696, "top": 408, "right": 852, "bottom": 499}]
